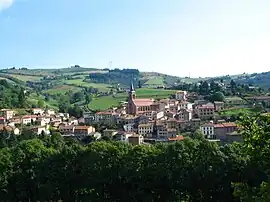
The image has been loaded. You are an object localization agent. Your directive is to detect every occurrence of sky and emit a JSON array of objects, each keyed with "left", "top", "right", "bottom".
[{"left": 0, "top": 0, "right": 270, "bottom": 77}]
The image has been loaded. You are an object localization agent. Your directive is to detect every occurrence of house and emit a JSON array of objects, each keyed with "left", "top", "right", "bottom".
[
  {"left": 74, "top": 126, "right": 95, "bottom": 136},
  {"left": 128, "top": 134, "right": 144, "bottom": 145},
  {"left": 22, "top": 115, "right": 37, "bottom": 125},
  {"left": 114, "top": 132, "right": 134, "bottom": 143},
  {"left": 0, "top": 109, "right": 14, "bottom": 120},
  {"left": 177, "top": 109, "right": 192, "bottom": 121},
  {"left": 59, "top": 125, "right": 74, "bottom": 135},
  {"left": 32, "top": 108, "right": 44, "bottom": 115},
  {"left": 200, "top": 123, "right": 215, "bottom": 139},
  {"left": 32, "top": 126, "right": 50, "bottom": 135},
  {"left": 0, "top": 117, "right": 6, "bottom": 124},
  {"left": 36, "top": 116, "right": 51, "bottom": 126},
  {"left": 103, "top": 129, "right": 118, "bottom": 137},
  {"left": 196, "top": 104, "right": 215, "bottom": 120},
  {"left": 123, "top": 123, "right": 134, "bottom": 132},
  {"left": 214, "top": 122, "right": 238, "bottom": 141},
  {"left": 9, "top": 117, "right": 22, "bottom": 125},
  {"left": 175, "top": 91, "right": 187, "bottom": 101},
  {"left": 245, "top": 96, "right": 270, "bottom": 107},
  {"left": 178, "top": 101, "right": 193, "bottom": 110},
  {"left": 190, "top": 118, "right": 201, "bottom": 130},
  {"left": 95, "top": 111, "right": 116, "bottom": 124},
  {"left": 138, "top": 123, "right": 153, "bottom": 137},
  {"left": 214, "top": 101, "right": 225, "bottom": 111},
  {"left": 46, "top": 109, "right": 55, "bottom": 116}
]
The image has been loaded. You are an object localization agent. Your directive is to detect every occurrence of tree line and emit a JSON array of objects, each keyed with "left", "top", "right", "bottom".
[{"left": 0, "top": 115, "right": 269, "bottom": 201}]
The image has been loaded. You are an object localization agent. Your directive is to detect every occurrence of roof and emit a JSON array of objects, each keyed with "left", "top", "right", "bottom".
[
  {"left": 22, "top": 115, "right": 38, "bottom": 119},
  {"left": 74, "top": 126, "right": 93, "bottom": 130},
  {"left": 138, "top": 123, "right": 153, "bottom": 127},
  {"left": 246, "top": 96, "right": 270, "bottom": 100},
  {"left": 96, "top": 111, "right": 112, "bottom": 115},
  {"left": 133, "top": 99, "right": 154, "bottom": 106},
  {"left": 214, "top": 122, "right": 237, "bottom": 128},
  {"left": 168, "top": 135, "right": 184, "bottom": 141},
  {"left": 0, "top": 117, "right": 5, "bottom": 120},
  {"left": 59, "top": 125, "right": 74, "bottom": 130},
  {"left": 198, "top": 105, "right": 215, "bottom": 109}
]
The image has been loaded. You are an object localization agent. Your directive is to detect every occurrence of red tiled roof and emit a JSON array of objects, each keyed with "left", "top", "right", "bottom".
[
  {"left": 22, "top": 115, "right": 38, "bottom": 119},
  {"left": 133, "top": 99, "right": 154, "bottom": 106},
  {"left": 214, "top": 122, "right": 237, "bottom": 128},
  {"left": 96, "top": 111, "right": 112, "bottom": 115},
  {"left": 0, "top": 117, "right": 5, "bottom": 120}
]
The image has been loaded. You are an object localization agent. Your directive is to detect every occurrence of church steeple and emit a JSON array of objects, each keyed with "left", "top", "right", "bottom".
[{"left": 129, "top": 81, "right": 136, "bottom": 100}]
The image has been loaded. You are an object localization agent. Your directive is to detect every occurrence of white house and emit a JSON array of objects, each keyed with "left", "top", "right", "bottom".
[
  {"left": 138, "top": 124, "right": 153, "bottom": 136},
  {"left": 178, "top": 101, "right": 193, "bottom": 110},
  {"left": 200, "top": 123, "right": 215, "bottom": 139},
  {"left": 46, "top": 109, "right": 55, "bottom": 116},
  {"left": 123, "top": 123, "right": 134, "bottom": 132},
  {"left": 32, "top": 108, "right": 44, "bottom": 115}
]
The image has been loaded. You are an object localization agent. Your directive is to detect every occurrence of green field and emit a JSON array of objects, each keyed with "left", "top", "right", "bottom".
[
  {"left": 64, "top": 79, "right": 110, "bottom": 92},
  {"left": 10, "top": 74, "right": 42, "bottom": 82},
  {"left": 219, "top": 107, "right": 262, "bottom": 116},
  {"left": 44, "top": 85, "right": 82, "bottom": 95},
  {"left": 144, "top": 77, "right": 164, "bottom": 85},
  {"left": 88, "top": 88, "right": 175, "bottom": 110}
]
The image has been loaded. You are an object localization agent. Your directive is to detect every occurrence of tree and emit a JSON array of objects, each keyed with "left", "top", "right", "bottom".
[
  {"left": 210, "top": 91, "right": 225, "bottom": 102},
  {"left": 37, "top": 100, "right": 45, "bottom": 108},
  {"left": 85, "top": 94, "right": 92, "bottom": 105}
]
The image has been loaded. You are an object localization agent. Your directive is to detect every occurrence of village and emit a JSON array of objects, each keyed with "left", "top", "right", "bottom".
[{"left": 1, "top": 82, "right": 269, "bottom": 146}]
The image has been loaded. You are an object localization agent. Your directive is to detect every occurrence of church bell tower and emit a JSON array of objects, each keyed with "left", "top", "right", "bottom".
[{"left": 129, "top": 81, "right": 136, "bottom": 100}]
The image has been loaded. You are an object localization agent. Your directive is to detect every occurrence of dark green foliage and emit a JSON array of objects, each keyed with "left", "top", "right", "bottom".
[
  {"left": 0, "top": 116, "right": 269, "bottom": 201},
  {"left": 0, "top": 80, "right": 27, "bottom": 109}
]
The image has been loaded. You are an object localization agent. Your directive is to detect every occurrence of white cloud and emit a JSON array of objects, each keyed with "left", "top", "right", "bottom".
[{"left": 0, "top": 0, "right": 14, "bottom": 11}]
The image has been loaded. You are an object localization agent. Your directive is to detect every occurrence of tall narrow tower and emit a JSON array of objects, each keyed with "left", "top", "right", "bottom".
[{"left": 129, "top": 81, "right": 136, "bottom": 100}]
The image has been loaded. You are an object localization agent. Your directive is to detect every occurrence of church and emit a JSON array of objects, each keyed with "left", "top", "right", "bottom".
[{"left": 126, "top": 83, "right": 159, "bottom": 115}]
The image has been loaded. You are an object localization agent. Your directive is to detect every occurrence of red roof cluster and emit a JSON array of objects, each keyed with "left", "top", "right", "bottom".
[{"left": 133, "top": 99, "right": 154, "bottom": 106}]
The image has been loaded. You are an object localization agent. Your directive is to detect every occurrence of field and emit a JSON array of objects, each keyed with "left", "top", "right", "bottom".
[
  {"left": 44, "top": 85, "right": 82, "bottom": 95},
  {"left": 64, "top": 79, "right": 111, "bottom": 92},
  {"left": 88, "top": 88, "right": 176, "bottom": 110},
  {"left": 9, "top": 74, "right": 42, "bottom": 82},
  {"left": 219, "top": 107, "right": 262, "bottom": 116},
  {"left": 144, "top": 77, "right": 164, "bottom": 86}
]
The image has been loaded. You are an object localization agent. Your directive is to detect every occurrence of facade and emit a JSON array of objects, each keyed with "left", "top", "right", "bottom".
[
  {"left": 177, "top": 109, "right": 192, "bottom": 121},
  {"left": 32, "top": 108, "right": 44, "bottom": 115},
  {"left": 138, "top": 123, "right": 153, "bottom": 136},
  {"left": 178, "top": 101, "right": 193, "bottom": 110},
  {"left": 74, "top": 126, "right": 95, "bottom": 136},
  {"left": 196, "top": 105, "right": 215, "bottom": 120},
  {"left": 32, "top": 126, "right": 50, "bottom": 135},
  {"left": 128, "top": 135, "right": 144, "bottom": 145},
  {"left": 46, "top": 109, "right": 55, "bottom": 116},
  {"left": 126, "top": 83, "right": 157, "bottom": 115},
  {"left": 59, "top": 125, "right": 74, "bottom": 135},
  {"left": 0, "top": 109, "right": 14, "bottom": 120},
  {"left": 214, "top": 101, "right": 225, "bottom": 111},
  {"left": 214, "top": 122, "right": 237, "bottom": 141},
  {"left": 175, "top": 91, "right": 187, "bottom": 101},
  {"left": 200, "top": 123, "right": 215, "bottom": 139}
]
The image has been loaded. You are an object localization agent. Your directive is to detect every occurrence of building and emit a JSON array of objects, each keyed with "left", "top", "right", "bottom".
[
  {"left": 214, "top": 101, "right": 225, "bottom": 111},
  {"left": 114, "top": 132, "right": 134, "bottom": 143},
  {"left": 0, "top": 109, "right": 14, "bottom": 120},
  {"left": 0, "top": 117, "right": 6, "bottom": 124},
  {"left": 32, "top": 126, "right": 50, "bottom": 135},
  {"left": 196, "top": 104, "right": 215, "bottom": 120},
  {"left": 103, "top": 129, "right": 118, "bottom": 138},
  {"left": 0, "top": 124, "right": 20, "bottom": 135},
  {"left": 200, "top": 123, "right": 215, "bottom": 139},
  {"left": 175, "top": 91, "right": 187, "bottom": 101},
  {"left": 59, "top": 125, "right": 74, "bottom": 135},
  {"left": 46, "top": 109, "right": 55, "bottom": 116},
  {"left": 177, "top": 109, "right": 192, "bottom": 121},
  {"left": 138, "top": 123, "right": 153, "bottom": 137},
  {"left": 74, "top": 126, "right": 95, "bottom": 136},
  {"left": 214, "top": 122, "right": 238, "bottom": 141},
  {"left": 245, "top": 96, "right": 270, "bottom": 107},
  {"left": 32, "top": 108, "right": 44, "bottom": 115},
  {"left": 128, "top": 134, "right": 144, "bottom": 145},
  {"left": 126, "top": 82, "right": 158, "bottom": 115},
  {"left": 22, "top": 115, "right": 37, "bottom": 125},
  {"left": 178, "top": 101, "right": 193, "bottom": 110}
]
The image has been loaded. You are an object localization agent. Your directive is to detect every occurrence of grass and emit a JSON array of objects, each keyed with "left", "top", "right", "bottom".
[
  {"left": 144, "top": 77, "right": 164, "bottom": 86},
  {"left": 27, "top": 93, "right": 59, "bottom": 110},
  {"left": 64, "top": 79, "right": 110, "bottom": 92},
  {"left": 44, "top": 85, "right": 82, "bottom": 95},
  {"left": 219, "top": 107, "right": 262, "bottom": 116},
  {"left": 9, "top": 74, "right": 42, "bottom": 82},
  {"left": 88, "top": 88, "right": 176, "bottom": 110}
]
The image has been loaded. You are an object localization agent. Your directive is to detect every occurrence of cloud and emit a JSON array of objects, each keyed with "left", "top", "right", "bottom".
[{"left": 0, "top": 0, "right": 14, "bottom": 11}]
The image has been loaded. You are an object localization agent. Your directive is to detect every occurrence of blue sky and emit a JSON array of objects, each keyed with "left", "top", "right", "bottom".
[{"left": 0, "top": 0, "right": 270, "bottom": 77}]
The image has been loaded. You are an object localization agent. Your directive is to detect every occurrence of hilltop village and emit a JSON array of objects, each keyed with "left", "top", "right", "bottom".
[{"left": 0, "top": 81, "right": 269, "bottom": 145}]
